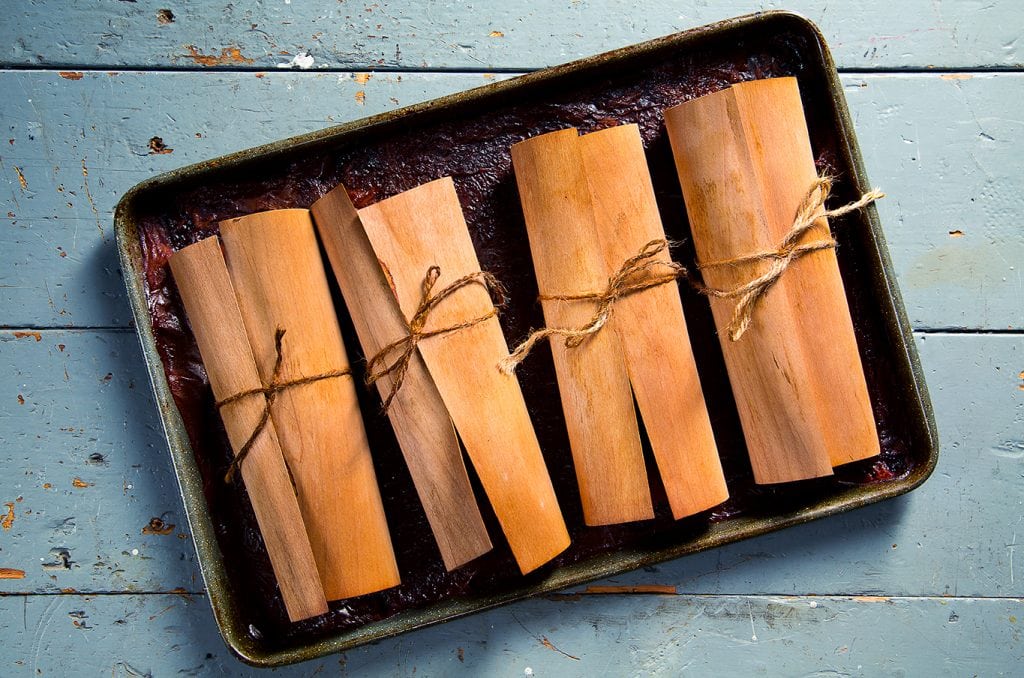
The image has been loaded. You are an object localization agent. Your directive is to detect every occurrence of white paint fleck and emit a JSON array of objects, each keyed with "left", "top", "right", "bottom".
[
  {"left": 276, "top": 52, "right": 314, "bottom": 70},
  {"left": 524, "top": 668, "right": 533, "bottom": 676},
  {"left": 809, "top": 600, "right": 818, "bottom": 608},
  {"left": 130, "top": 548, "right": 139, "bottom": 556}
]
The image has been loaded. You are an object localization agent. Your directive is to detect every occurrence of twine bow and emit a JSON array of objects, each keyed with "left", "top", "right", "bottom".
[
  {"left": 499, "top": 239, "right": 685, "bottom": 374},
  {"left": 696, "top": 176, "right": 884, "bottom": 341},
  {"left": 216, "top": 328, "right": 352, "bottom": 484},
  {"left": 365, "top": 266, "right": 506, "bottom": 413}
]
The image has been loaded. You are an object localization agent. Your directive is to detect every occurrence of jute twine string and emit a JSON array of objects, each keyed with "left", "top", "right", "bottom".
[
  {"left": 216, "top": 328, "right": 352, "bottom": 484},
  {"left": 499, "top": 177, "right": 883, "bottom": 371},
  {"left": 696, "top": 176, "right": 884, "bottom": 341},
  {"left": 499, "top": 239, "right": 685, "bottom": 374},
  {"left": 365, "top": 266, "right": 507, "bottom": 413}
]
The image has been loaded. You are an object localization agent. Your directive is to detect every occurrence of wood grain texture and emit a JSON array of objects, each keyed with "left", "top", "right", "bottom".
[
  {"left": 219, "top": 209, "right": 400, "bottom": 600},
  {"left": 579, "top": 123, "right": 728, "bottom": 518},
  {"left": 665, "top": 83, "right": 834, "bottom": 484},
  {"left": 1, "top": 72, "right": 1021, "bottom": 331},
  {"left": 2, "top": 1, "right": 1021, "bottom": 70},
  {"left": 167, "top": 236, "right": 328, "bottom": 621},
  {"left": 357, "top": 177, "right": 570, "bottom": 573},
  {"left": 511, "top": 128, "right": 652, "bottom": 526},
  {"left": 311, "top": 183, "right": 492, "bottom": 571},
  {"left": 3, "top": 592, "right": 1021, "bottom": 676},
  {"left": 730, "top": 78, "right": 878, "bottom": 467}
]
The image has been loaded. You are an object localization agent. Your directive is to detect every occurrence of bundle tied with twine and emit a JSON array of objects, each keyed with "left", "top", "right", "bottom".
[
  {"left": 500, "top": 176, "right": 883, "bottom": 372},
  {"left": 364, "top": 265, "right": 507, "bottom": 413},
  {"left": 215, "top": 328, "right": 352, "bottom": 484}
]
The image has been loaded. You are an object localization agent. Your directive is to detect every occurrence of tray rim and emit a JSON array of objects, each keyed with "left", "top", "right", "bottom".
[{"left": 114, "top": 9, "right": 939, "bottom": 667}]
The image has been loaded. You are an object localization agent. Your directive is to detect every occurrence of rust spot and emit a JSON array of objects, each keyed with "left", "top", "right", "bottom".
[
  {"left": 354, "top": 72, "right": 372, "bottom": 84},
  {"left": 101, "top": 373, "right": 113, "bottom": 383},
  {"left": 489, "top": 30, "right": 505, "bottom": 38},
  {"left": 42, "top": 483, "right": 52, "bottom": 489},
  {"left": 170, "top": 587, "right": 192, "bottom": 601},
  {"left": 254, "top": 72, "right": 265, "bottom": 78},
  {"left": 157, "top": 8, "right": 175, "bottom": 24},
  {"left": 584, "top": 584, "right": 677, "bottom": 595},
  {"left": 58, "top": 344, "right": 66, "bottom": 352},
  {"left": 456, "top": 648, "right": 464, "bottom": 662},
  {"left": 61, "top": 587, "right": 78, "bottom": 593},
  {"left": 14, "top": 166, "right": 28, "bottom": 191},
  {"left": 58, "top": 71, "right": 84, "bottom": 80},
  {"left": 17, "top": 395, "right": 25, "bottom": 405},
  {"left": 0, "top": 568, "right": 25, "bottom": 579},
  {"left": 58, "top": 246, "right": 67, "bottom": 258},
  {"left": 142, "top": 517, "right": 176, "bottom": 535},
  {"left": 148, "top": 136, "right": 173, "bottom": 155},
  {"left": 71, "top": 478, "right": 92, "bottom": 489},
  {"left": 354, "top": 90, "right": 366, "bottom": 105},
  {"left": 948, "top": 229, "right": 964, "bottom": 237},
  {"left": 12, "top": 331, "right": 42, "bottom": 341},
  {"left": 181, "top": 45, "right": 253, "bottom": 67},
  {"left": 941, "top": 73, "right": 974, "bottom": 80},
  {"left": 1, "top": 503, "right": 14, "bottom": 530}
]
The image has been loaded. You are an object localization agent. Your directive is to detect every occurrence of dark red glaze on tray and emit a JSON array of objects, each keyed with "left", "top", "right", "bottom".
[{"left": 135, "top": 27, "right": 919, "bottom": 649}]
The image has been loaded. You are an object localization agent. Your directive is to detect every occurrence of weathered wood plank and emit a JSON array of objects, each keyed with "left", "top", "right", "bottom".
[
  {"left": 1, "top": 592, "right": 1020, "bottom": 675},
  {"left": 0, "top": 330, "right": 201, "bottom": 594},
  {"left": 1, "top": 330, "right": 1020, "bottom": 598},
  {"left": 1, "top": 1, "right": 1021, "bottom": 71},
  {"left": 1, "top": 71, "right": 1021, "bottom": 330}
]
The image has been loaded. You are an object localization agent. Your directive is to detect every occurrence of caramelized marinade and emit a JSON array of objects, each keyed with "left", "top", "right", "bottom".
[{"left": 136, "top": 28, "right": 918, "bottom": 647}]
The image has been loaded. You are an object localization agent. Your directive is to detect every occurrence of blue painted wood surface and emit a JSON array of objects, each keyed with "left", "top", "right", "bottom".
[{"left": 1, "top": 3, "right": 1022, "bottom": 675}]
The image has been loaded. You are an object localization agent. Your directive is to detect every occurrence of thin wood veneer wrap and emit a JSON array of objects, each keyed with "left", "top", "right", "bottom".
[
  {"left": 511, "top": 126, "right": 727, "bottom": 523},
  {"left": 664, "top": 76, "right": 879, "bottom": 484},
  {"left": 219, "top": 209, "right": 400, "bottom": 599},
  {"left": 310, "top": 186, "right": 493, "bottom": 572},
  {"left": 356, "top": 177, "right": 570, "bottom": 574},
  {"left": 579, "top": 124, "right": 728, "bottom": 517},
  {"left": 168, "top": 237, "right": 329, "bottom": 622}
]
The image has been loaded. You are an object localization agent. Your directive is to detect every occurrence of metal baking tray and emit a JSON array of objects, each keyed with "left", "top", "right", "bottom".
[{"left": 114, "top": 10, "right": 938, "bottom": 667}]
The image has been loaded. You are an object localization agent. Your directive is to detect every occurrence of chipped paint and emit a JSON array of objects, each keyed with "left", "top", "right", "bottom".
[
  {"left": 354, "top": 72, "right": 372, "bottom": 84},
  {"left": 948, "top": 229, "right": 964, "bottom": 237},
  {"left": 489, "top": 30, "right": 505, "bottom": 37},
  {"left": 141, "top": 518, "right": 176, "bottom": 536},
  {"left": 355, "top": 90, "right": 366, "bottom": 105},
  {"left": 0, "top": 568, "right": 26, "bottom": 579},
  {"left": 1, "top": 503, "right": 14, "bottom": 530},
  {"left": 58, "top": 71, "right": 84, "bottom": 80},
  {"left": 157, "top": 8, "right": 175, "bottom": 25},
  {"left": 276, "top": 52, "right": 315, "bottom": 69},
  {"left": 181, "top": 45, "right": 254, "bottom": 67},
  {"left": 13, "top": 166, "right": 28, "bottom": 190},
  {"left": 941, "top": 73, "right": 974, "bottom": 80},
  {"left": 12, "top": 331, "right": 42, "bottom": 341},
  {"left": 147, "top": 136, "right": 174, "bottom": 154},
  {"left": 71, "top": 478, "right": 93, "bottom": 489},
  {"left": 584, "top": 584, "right": 678, "bottom": 594}
]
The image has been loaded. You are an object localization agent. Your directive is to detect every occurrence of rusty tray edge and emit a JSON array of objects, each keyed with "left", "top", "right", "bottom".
[{"left": 114, "top": 9, "right": 939, "bottom": 667}]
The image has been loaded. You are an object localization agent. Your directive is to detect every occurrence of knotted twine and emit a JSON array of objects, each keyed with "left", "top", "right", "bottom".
[
  {"left": 365, "top": 266, "right": 507, "bottom": 413},
  {"left": 499, "top": 239, "right": 685, "bottom": 374},
  {"left": 216, "top": 328, "right": 352, "bottom": 484},
  {"left": 697, "top": 177, "right": 884, "bottom": 340},
  {"left": 499, "top": 177, "right": 883, "bottom": 372}
]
